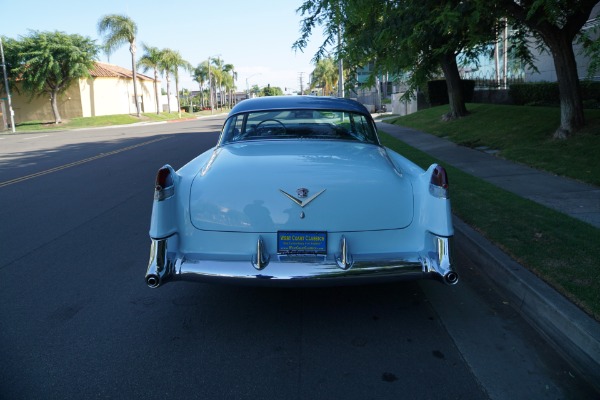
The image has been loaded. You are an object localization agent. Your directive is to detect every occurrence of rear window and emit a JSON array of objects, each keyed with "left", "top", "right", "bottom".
[{"left": 219, "top": 109, "right": 379, "bottom": 145}]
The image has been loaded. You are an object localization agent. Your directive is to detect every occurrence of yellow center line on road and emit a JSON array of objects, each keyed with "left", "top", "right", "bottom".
[{"left": 0, "top": 136, "right": 171, "bottom": 189}]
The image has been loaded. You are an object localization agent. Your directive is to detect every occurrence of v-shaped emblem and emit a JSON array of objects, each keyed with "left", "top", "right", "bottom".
[{"left": 279, "top": 188, "right": 326, "bottom": 208}]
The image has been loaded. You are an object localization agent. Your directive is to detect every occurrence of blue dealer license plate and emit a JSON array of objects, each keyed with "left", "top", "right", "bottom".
[{"left": 277, "top": 231, "right": 327, "bottom": 254}]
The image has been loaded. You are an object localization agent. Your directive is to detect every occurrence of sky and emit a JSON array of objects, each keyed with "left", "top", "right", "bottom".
[{"left": 1, "top": 0, "right": 328, "bottom": 94}]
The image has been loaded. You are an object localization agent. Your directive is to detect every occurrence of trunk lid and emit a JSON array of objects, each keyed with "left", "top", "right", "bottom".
[{"left": 189, "top": 141, "right": 414, "bottom": 232}]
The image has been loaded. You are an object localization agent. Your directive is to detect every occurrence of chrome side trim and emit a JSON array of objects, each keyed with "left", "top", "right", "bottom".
[
  {"left": 428, "top": 183, "right": 448, "bottom": 199},
  {"left": 154, "top": 185, "right": 174, "bottom": 201}
]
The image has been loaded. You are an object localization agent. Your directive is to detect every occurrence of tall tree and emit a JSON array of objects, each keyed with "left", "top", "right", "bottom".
[
  {"left": 261, "top": 85, "right": 283, "bottom": 96},
  {"left": 159, "top": 51, "right": 173, "bottom": 112},
  {"left": 162, "top": 49, "right": 192, "bottom": 117},
  {"left": 311, "top": 56, "right": 338, "bottom": 95},
  {"left": 295, "top": 0, "right": 500, "bottom": 119},
  {"left": 223, "top": 63, "right": 236, "bottom": 108},
  {"left": 137, "top": 44, "right": 164, "bottom": 114},
  {"left": 193, "top": 61, "right": 210, "bottom": 108},
  {"left": 211, "top": 57, "right": 225, "bottom": 109},
  {"left": 97, "top": 14, "right": 141, "bottom": 117},
  {"left": 3, "top": 31, "right": 98, "bottom": 124},
  {"left": 250, "top": 84, "right": 261, "bottom": 97},
  {"left": 497, "top": 0, "right": 599, "bottom": 138}
]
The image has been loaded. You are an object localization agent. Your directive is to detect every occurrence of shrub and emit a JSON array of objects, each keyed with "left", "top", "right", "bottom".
[
  {"left": 510, "top": 81, "right": 600, "bottom": 108},
  {"left": 509, "top": 82, "right": 559, "bottom": 106}
]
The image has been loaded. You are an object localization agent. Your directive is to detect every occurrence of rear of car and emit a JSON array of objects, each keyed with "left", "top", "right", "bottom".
[{"left": 145, "top": 96, "right": 456, "bottom": 288}]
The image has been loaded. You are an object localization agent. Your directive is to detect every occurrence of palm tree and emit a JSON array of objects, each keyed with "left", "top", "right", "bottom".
[
  {"left": 223, "top": 63, "right": 236, "bottom": 108},
  {"left": 137, "top": 44, "right": 164, "bottom": 114},
  {"left": 211, "top": 57, "right": 225, "bottom": 109},
  {"left": 311, "top": 57, "right": 338, "bottom": 96},
  {"left": 97, "top": 14, "right": 141, "bottom": 117},
  {"left": 162, "top": 49, "right": 192, "bottom": 117},
  {"left": 157, "top": 52, "right": 173, "bottom": 113},
  {"left": 193, "top": 61, "right": 210, "bottom": 108},
  {"left": 222, "top": 73, "right": 234, "bottom": 108}
]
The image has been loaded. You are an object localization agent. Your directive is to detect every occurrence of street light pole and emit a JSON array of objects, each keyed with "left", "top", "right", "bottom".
[
  {"left": 208, "top": 57, "right": 213, "bottom": 115},
  {"left": 0, "top": 37, "right": 16, "bottom": 133},
  {"left": 245, "top": 73, "right": 261, "bottom": 99}
]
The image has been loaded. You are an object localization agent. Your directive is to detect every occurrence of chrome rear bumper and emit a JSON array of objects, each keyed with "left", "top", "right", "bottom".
[{"left": 145, "top": 234, "right": 458, "bottom": 288}]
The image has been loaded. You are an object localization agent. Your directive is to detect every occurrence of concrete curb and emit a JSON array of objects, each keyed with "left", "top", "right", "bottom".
[{"left": 453, "top": 216, "right": 600, "bottom": 392}]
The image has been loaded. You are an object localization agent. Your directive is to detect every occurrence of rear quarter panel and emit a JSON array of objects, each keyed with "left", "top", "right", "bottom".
[{"left": 385, "top": 148, "right": 453, "bottom": 237}]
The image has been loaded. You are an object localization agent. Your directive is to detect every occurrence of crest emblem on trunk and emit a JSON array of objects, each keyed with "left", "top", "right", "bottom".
[
  {"left": 280, "top": 188, "right": 326, "bottom": 208},
  {"left": 297, "top": 188, "right": 309, "bottom": 198}
]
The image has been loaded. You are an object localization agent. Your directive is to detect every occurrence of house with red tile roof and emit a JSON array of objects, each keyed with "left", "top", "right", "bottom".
[{"left": 7, "top": 62, "right": 160, "bottom": 124}]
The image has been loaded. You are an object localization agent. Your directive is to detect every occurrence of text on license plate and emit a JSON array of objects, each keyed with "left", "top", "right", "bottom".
[{"left": 277, "top": 231, "right": 327, "bottom": 254}]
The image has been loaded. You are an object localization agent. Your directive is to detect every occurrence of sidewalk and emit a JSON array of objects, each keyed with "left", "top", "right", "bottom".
[
  {"left": 375, "top": 119, "right": 600, "bottom": 392},
  {"left": 377, "top": 121, "right": 600, "bottom": 229}
]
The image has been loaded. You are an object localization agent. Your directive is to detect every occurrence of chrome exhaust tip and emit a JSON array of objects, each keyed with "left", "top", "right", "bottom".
[
  {"left": 444, "top": 271, "right": 459, "bottom": 285},
  {"left": 146, "top": 274, "right": 160, "bottom": 288}
]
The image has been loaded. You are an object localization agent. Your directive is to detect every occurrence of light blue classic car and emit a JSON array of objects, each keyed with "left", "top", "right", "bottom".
[{"left": 145, "top": 96, "right": 457, "bottom": 288}]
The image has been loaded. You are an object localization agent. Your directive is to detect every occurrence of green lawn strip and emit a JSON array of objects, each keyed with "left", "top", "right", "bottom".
[
  {"left": 14, "top": 114, "right": 143, "bottom": 131},
  {"left": 10, "top": 111, "right": 205, "bottom": 132},
  {"left": 387, "top": 104, "right": 600, "bottom": 187},
  {"left": 380, "top": 132, "right": 600, "bottom": 320}
]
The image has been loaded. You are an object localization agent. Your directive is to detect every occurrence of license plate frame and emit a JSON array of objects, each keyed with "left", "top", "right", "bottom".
[{"left": 277, "top": 231, "right": 327, "bottom": 255}]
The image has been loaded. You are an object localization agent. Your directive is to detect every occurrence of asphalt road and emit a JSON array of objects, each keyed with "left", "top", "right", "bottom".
[{"left": 0, "top": 118, "right": 596, "bottom": 399}]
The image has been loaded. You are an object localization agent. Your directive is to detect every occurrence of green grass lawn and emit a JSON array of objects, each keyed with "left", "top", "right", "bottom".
[
  {"left": 381, "top": 103, "right": 600, "bottom": 320},
  {"left": 387, "top": 104, "right": 600, "bottom": 186},
  {"left": 7, "top": 109, "right": 221, "bottom": 133}
]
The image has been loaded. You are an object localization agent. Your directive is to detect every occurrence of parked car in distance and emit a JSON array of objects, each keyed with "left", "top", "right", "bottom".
[{"left": 145, "top": 96, "right": 457, "bottom": 288}]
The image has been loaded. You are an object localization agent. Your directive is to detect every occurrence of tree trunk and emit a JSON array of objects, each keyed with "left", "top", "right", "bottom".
[
  {"left": 130, "top": 41, "right": 141, "bottom": 118},
  {"left": 199, "top": 82, "right": 204, "bottom": 109},
  {"left": 175, "top": 77, "right": 181, "bottom": 118},
  {"left": 498, "top": 0, "right": 596, "bottom": 138},
  {"left": 219, "top": 80, "right": 223, "bottom": 110},
  {"left": 544, "top": 33, "right": 585, "bottom": 139},
  {"left": 50, "top": 89, "right": 62, "bottom": 124},
  {"left": 153, "top": 68, "right": 160, "bottom": 114},
  {"left": 165, "top": 72, "right": 172, "bottom": 113},
  {"left": 440, "top": 52, "right": 468, "bottom": 119}
]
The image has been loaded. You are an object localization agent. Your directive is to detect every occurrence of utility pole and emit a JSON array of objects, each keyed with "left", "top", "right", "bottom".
[
  {"left": 298, "top": 72, "right": 305, "bottom": 95},
  {"left": 208, "top": 57, "right": 213, "bottom": 114},
  {"left": 0, "top": 37, "right": 16, "bottom": 133}
]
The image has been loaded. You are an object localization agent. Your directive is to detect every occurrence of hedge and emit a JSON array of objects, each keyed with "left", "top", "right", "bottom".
[{"left": 510, "top": 81, "right": 600, "bottom": 108}]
